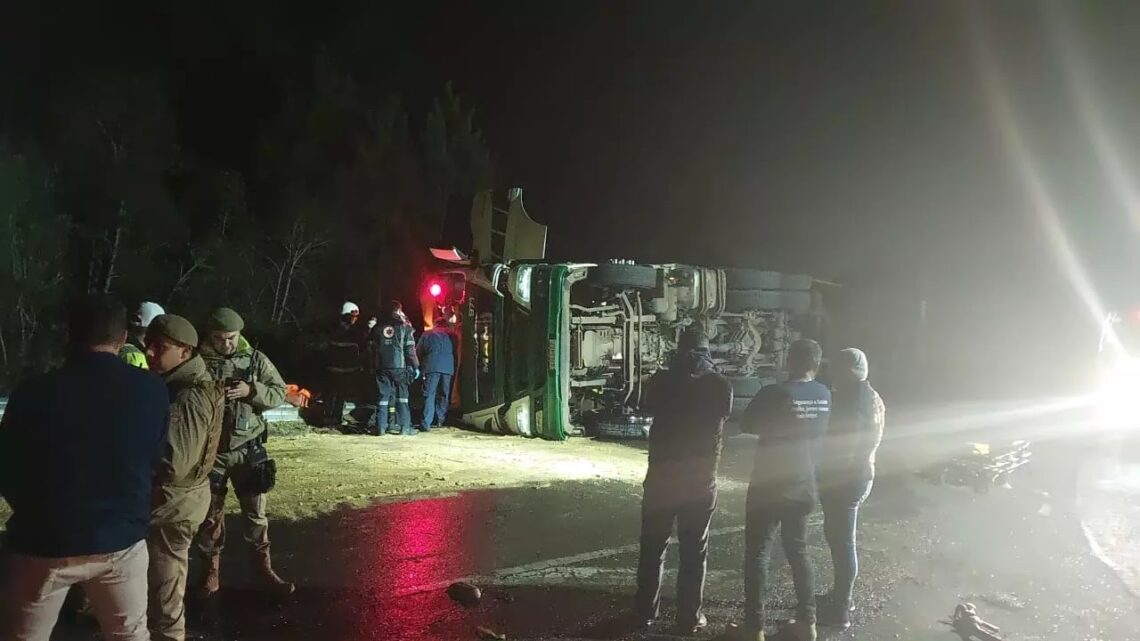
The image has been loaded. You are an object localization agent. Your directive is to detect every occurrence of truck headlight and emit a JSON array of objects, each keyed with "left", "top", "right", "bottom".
[{"left": 1097, "top": 360, "right": 1140, "bottom": 428}]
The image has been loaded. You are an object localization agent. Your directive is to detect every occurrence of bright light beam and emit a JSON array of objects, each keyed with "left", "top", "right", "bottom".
[
  {"left": 967, "top": 3, "right": 1117, "bottom": 351},
  {"left": 1044, "top": 1, "right": 1140, "bottom": 236}
]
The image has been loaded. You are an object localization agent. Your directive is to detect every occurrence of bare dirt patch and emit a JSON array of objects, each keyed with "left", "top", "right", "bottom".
[{"left": 259, "top": 425, "right": 654, "bottom": 520}]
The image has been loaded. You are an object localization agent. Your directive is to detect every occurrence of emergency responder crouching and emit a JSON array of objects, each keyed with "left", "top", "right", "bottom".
[
  {"left": 193, "top": 307, "right": 294, "bottom": 596},
  {"left": 370, "top": 300, "right": 420, "bottom": 436},
  {"left": 144, "top": 315, "right": 224, "bottom": 641},
  {"left": 120, "top": 301, "right": 164, "bottom": 368}
]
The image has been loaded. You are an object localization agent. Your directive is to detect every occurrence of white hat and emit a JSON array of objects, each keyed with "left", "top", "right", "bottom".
[
  {"left": 134, "top": 301, "right": 165, "bottom": 328},
  {"left": 838, "top": 347, "right": 869, "bottom": 382},
  {"left": 341, "top": 301, "right": 360, "bottom": 315}
]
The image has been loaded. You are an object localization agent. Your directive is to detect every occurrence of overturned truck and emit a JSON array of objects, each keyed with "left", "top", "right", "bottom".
[{"left": 423, "top": 189, "right": 826, "bottom": 440}]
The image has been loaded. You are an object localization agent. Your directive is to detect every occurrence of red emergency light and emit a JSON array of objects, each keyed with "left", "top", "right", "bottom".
[{"left": 428, "top": 282, "right": 443, "bottom": 299}]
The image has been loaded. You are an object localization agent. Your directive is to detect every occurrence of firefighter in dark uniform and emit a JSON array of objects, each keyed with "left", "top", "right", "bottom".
[
  {"left": 324, "top": 301, "right": 373, "bottom": 427},
  {"left": 369, "top": 300, "right": 419, "bottom": 436}
]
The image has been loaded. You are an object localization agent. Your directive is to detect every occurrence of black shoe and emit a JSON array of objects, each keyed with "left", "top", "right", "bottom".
[{"left": 675, "top": 613, "right": 708, "bottom": 636}]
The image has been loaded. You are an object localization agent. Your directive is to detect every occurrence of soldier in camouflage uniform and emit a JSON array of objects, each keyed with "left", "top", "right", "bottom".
[
  {"left": 119, "top": 301, "right": 164, "bottom": 369},
  {"left": 193, "top": 308, "right": 294, "bottom": 596},
  {"left": 144, "top": 314, "right": 224, "bottom": 641}
]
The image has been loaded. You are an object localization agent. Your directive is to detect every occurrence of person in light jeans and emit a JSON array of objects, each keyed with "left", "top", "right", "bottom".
[
  {"left": 0, "top": 294, "right": 169, "bottom": 641},
  {"left": 5, "top": 542, "right": 151, "bottom": 641}
]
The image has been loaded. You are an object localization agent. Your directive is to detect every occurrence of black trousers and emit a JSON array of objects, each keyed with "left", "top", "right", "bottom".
[
  {"left": 634, "top": 483, "right": 717, "bottom": 627},
  {"left": 743, "top": 490, "right": 816, "bottom": 630}
]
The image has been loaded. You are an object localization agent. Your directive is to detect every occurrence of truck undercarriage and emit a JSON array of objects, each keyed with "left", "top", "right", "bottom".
[{"left": 564, "top": 262, "right": 821, "bottom": 436}]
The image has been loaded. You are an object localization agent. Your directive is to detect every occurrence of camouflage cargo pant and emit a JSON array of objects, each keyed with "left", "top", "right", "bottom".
[{"left": 194, "top": 448, "right": 270, "bottom": 558}]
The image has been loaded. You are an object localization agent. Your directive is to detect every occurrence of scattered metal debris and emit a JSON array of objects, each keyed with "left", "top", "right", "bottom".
[
  {"left": 934, "top": 441, "right": 1032, "bottom": 492},
  {"left": 943, "top": 602, "right": 1004, "bottom": 641}
]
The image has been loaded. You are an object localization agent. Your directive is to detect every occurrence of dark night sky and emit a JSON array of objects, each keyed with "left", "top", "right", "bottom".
[
  {"left": 6, "top": 1, "right": 1140, "bottom": 390},
  {"left": 408, "top": 1, "right": 1140, "bottom": 389}
]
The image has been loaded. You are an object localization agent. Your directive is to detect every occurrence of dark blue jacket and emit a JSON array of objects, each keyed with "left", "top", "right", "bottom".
[
  {"left": 370, "top": 319, "right": 418, "bottom": 371},
  {"left": 742, "top": 380, "right": 831, "bottom": 504},
  {"left": 0, "top": 352, "right": 169, "bottom": 557},
  {"left": 417, "top": 328, "right": 456, "bottom": 375}
]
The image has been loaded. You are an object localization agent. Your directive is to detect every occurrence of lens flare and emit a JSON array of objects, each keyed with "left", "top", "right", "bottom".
[{"left": 968, "top": 5, "right": 1116, "bottom": 352}]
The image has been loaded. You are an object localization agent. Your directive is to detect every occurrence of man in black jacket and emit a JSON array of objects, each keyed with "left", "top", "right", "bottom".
[
  {"left": 634, "top": 328, "right": 733, "bottom": 636},
  {"left": 817, "top": 347, "right": 885, "bottom": 628},
  {"left": 0, "top": 295, "right": 170, "bottom": 641}
]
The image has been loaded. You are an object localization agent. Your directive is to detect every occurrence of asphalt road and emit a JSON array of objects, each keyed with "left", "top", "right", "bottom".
[{"left": 32, "top": 399, "right": 1140, "bottom": 640}]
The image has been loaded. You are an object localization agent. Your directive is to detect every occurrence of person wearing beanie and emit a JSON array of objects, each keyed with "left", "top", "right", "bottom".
[
  {"left": 816, "top": 347, "right": 885, "bottom": 629},
  {"left": 193, "top": 307, "right": 294, "bottom": 596},
  {"left": 633, "top": 327, "right": 732, "bottom": 636},
  {"left": 739, "top": 339, "right": 831, "bottom": 641},
  {"left": 120, "top": 301, "right": 165, "bottom": 369},
  {"left": 143, "top": 315, "right": 224, "bottom": 641}
]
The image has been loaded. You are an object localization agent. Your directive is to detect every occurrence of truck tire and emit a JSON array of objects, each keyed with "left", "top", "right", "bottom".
[
  {"left": 723, "top": 269, "right": 814, "bottom": 291},
  {"left": 588, "top": 264, "right": 658, "bottom": 290},
  {"left": 723, "top": 268, "right": 782, "bottom": 290},
  {"left": 725, "top": 289, "right": 812, "bottom": 313},
  {"left": 781, "top": 273, "right": 814, "bottom": 291}
]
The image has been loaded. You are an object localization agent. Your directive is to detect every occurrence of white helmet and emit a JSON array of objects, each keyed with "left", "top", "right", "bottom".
[
  {"left": 134, "top": 301, "right": 165, "bottom": 328},
  {"left": 341, "top": 301, "right": 360, "bottom": 315}
]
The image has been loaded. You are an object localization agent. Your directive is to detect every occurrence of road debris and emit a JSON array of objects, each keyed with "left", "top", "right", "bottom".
[
  {"left": 476, "top": 625, "right": 506, "bottom": 640},
  {"left": 933, "top": 441, "right": 1032, "bottom": 492},
  {"left": 447, "top": 581, "right": 483, "bottom": 607},
  {"left": 943, "top": 602, "right": 1003, "bottom": 641}
]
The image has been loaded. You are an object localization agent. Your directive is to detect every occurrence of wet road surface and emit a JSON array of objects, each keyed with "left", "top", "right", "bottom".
[{"left": 37, "top": 402, "right": 1140, "bottom": 640}]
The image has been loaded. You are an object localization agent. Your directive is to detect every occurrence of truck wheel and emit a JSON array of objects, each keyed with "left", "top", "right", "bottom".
[
  {"left": 725, "top": 289, "right": 812, "bottom": 313},
  {"left": 588, "top": 264, "right": 658, "bottom": 289},
  {"left": 722, "top": 268, "right": 782, "bottom": 290}
]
